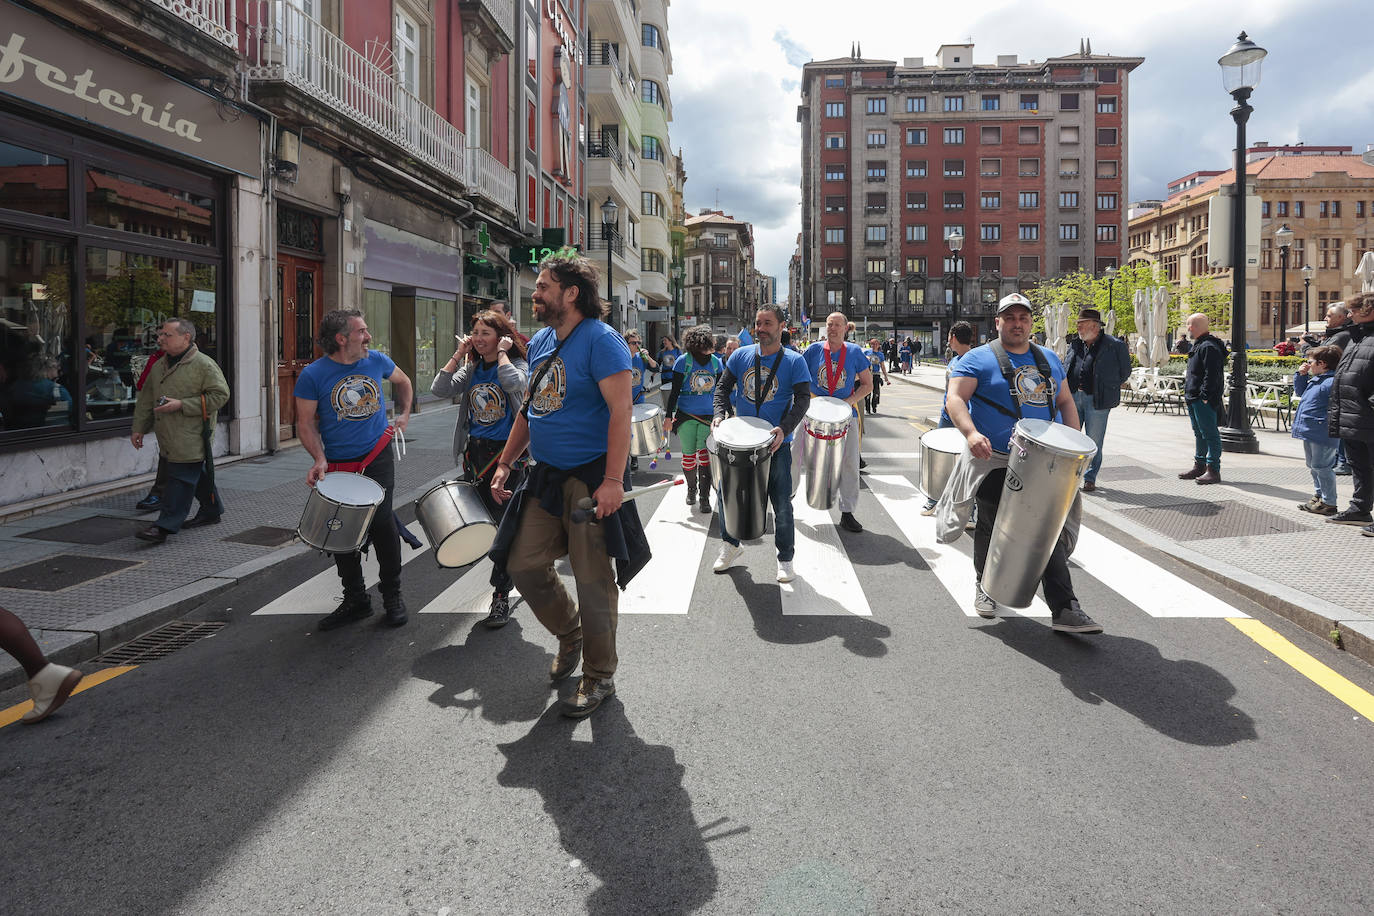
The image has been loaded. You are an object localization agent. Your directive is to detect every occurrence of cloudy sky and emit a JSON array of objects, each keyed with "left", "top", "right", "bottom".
[{"left": 666, "top": 0, "right": 1374, "bottom": 294}]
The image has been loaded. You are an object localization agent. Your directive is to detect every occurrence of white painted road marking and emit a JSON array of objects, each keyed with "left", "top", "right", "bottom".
[
  {"left": 782, "top": 497, "right": 873, "bottom": 616},
  {"left": 253, "top": 523, "right": 428, "bottom": 615},
  {"left": 1070, "top": 526, "right": 1250, "bottom": 619},
  {"left": 620, "top": 483, "right": 709, "bottom": 614}
]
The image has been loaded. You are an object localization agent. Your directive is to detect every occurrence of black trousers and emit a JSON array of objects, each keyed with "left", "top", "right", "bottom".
[
  {"left": 333, "top": 446, "right": 402, "bottom": 599},
  {"left": 865, "top": 381, "right": 882, "bottom": 412},
  {"left": 465, "top": 435, "right": 519, "bottom": 593},
  {"left": 972, "top": 467, "right": 1076, "bottom": 612},
  {"left": 1343, "top": 438, "right": 1373, "bottom": 513}
]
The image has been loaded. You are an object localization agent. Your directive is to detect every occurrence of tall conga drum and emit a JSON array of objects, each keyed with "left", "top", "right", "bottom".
[
  {"left": 980, "top": 419, "right": 1097, "bottom": 609},
  {"left": 710, "top": 416, "right": 775, "bottom": 541},
  {"left": 801, "top": 396, "right": 851, "bottom": 510}
]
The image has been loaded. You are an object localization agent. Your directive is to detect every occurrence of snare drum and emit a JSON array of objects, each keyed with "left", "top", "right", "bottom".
[
  {"left": 917, "top": 426, "right": 967, "bottom": 500},
  {"left": 801, "top": 396, "right": 852, "bottom": 510},
  {"left": 630, "top": 402, "right": 665, "bottom": 457},
  {"left": 298, "top": 472, "right": 385, "bottom": 554},
  {"left": 415, "top": 480, "right": 496, "bottom": 568},
  {"left": 711, "top": 416, "right": 776, "bottom": 541}
]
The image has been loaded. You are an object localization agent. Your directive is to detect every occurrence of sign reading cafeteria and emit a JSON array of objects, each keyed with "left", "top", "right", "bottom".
[{"left": 0, "top": 0, "right": 259, "bottom": 176}]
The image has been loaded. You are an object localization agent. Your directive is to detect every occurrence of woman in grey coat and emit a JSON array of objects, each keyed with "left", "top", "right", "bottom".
[{"left": 431, "top": 309, "right": 530, "bottom": 626}]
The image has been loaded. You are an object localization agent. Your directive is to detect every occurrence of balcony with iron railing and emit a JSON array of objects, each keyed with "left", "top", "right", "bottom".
[
  {"left": 587, "top": 131, "right": 624, "bottom": 169},
  {"left": 458, "top": 0, "right": 515, "bottom": 57},
  {"left": 587, "top": 226, "right": 625, "bottom": 257},
  {"left": 243, "top": 2, "right": 467, "bottom": 189},
  {"left": 143, "top": 0, "right": 237, "bottom": 47},
  {"left": 467, "top": 147, "right": 517, "bottom": 213}
]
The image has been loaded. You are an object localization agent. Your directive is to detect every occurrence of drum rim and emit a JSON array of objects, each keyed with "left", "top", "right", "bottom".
[
  {"left": 1012, "top": 418, "right": 1097, "bottom": 457},
  {"left": 631, "top": 402, "right": 664, "bottom": 418},
  {"left": 715, "top": 415, "right": 774, "bottom": 449},
  {"left": 315, "top": 471, "right": 385, "bottom": 505},
  {"left": 919, "top": 426, "right": 967, "bottom": 451},
  {"left": 806, "top": 395, "right": 853, "bottom": 423}
]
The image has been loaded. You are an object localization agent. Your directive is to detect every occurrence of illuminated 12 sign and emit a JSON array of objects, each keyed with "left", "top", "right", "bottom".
[{"left": 517, "top": 244, "right": 581, "bottom": 266}]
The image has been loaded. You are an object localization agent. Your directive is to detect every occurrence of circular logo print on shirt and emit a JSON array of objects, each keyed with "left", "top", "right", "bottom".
[
  {"left": 630, "top": 366, "right": 643, "bottom": 388},
  {"left": 688, "top": 368, "right": 717, "bottom": 395},
  {"left": 329, "top": 374, "right": 383, "bottom": 422},
  {"left": 468, "top": 383, "right": 507, "bottom": 426},
  {"left": 528, "top": 358, "right": 567, "bottom": 417},
  {"left": 740, "top": 366, "right": 779, "bottom": 404},
  {"left": 1012, "top": 365, "right": 1053, "bottom": 407}
]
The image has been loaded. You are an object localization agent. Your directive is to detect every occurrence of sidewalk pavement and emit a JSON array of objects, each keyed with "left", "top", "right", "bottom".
[
  {"left": 0, "top": 403, "right": 465, "bottom": 690},
  {"left": 887, "top": 364, "right": 1374, "bottom": 666}
]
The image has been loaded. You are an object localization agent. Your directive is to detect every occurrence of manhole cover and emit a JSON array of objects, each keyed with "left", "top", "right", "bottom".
[
  {"left": 1118, "top": 499, "right": 1308, "bottom": 542},
  {"left": 20, "top": 516, "right": 146, "bottom": 544},
  {"left": 0, "top": 554, "right": 140, "bottom": 591},
  {"left": 96, "top": 621, "right": 226, "bottom": 665},
  {"left": 224, "top": 525, "right": 298, "bottom": 547}
]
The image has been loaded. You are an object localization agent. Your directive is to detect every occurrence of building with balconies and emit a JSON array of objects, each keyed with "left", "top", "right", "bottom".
[{"left": 684, "top": 210, "right": 756, "bottom": 332}]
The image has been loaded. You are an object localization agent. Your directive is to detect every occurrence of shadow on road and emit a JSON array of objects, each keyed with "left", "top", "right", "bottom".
[
  {"left": 726, "top": 568, "right": 892, "bottom": 658},
  {"left": 497, "top": 702, "right": 731, "bottom": 915},
  {"left": 975, "top": 619, "right": 1258, "bottom": 746},
  {"left": 412, "top": 619, "right": 553, "bottom": 725}
]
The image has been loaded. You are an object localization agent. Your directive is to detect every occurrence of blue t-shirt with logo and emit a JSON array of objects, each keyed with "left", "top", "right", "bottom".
[
  {"left": 803, "top": 341, "right": 868, "bottom": 417},
  {"left": 672, "top": 353, "right": 723, "bottom": 418},
  {"left": 657, "top": 348, "right": 681, "bottom": 373},
  {"left": 724, "top": 344, "right": 810, "bottom": 443},
  {"left": 953, "top": 344, "right": 1065, "bottom": 452},
  {"left": 466, "top": 360, "right": 516, "bottom": 441},
  {"left": 862, "top": 347, "right": 884, "bottom": 380},
  {"left": 295, "top": 350, "right": 396, "bottom": 460},
  {"left": 630, "top": 353, "right": 648, "bottom": 404},
  {"left": 526, "top": 320, "right": 632, "bottom": 468}
]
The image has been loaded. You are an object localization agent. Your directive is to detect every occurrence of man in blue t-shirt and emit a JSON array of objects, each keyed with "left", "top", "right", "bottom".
[
  {"left": 793, "top": 312, "right": 873, "bottom": 533},
  {"left": 295, "top": 309, "right": 415, "bottom": 631},
  {"left": 490, "top": 256, "right": 632, "bottom": 719},
  {"left": 711, "top": 304, "right": 811, "bottom": 583},
  {"left": 862, "top": 338, "right": 888, "bottom": 415},
  {"left": 946, "top": 293, "right": 1100, "bottom": 635}
]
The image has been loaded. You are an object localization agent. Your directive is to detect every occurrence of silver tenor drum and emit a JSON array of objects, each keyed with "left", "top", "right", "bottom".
[
  {"left": 709, "top": 416, "right": 775, "bottom": 541},
  {"left": 298, "top": 472, "right": 385, "bottom": 554},
  {"left": 415, "top": 480, "right": 496, "bottom": 568},
  {"left": 918, "top": 427, "right": 967, "bottom": 500},
  {"left": 801, "top": 396, "right": 852, "bottom": 510},
  {"left": 629, "top": 402, "right": 665, "bottom": 457},
  {"left": 981, "top": 419, "right": 1097, "bottom": 609}
]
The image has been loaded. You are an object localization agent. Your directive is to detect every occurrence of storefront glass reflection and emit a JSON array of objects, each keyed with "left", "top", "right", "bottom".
[
  {"left": 0, "top": 141, "right": 69, "bottom": 220},
  {"left": 0, "top": 233, "right": 74, "bottom": 431},
  {"left": 86, "top": 167, "right": 216, "bottom": 247}
]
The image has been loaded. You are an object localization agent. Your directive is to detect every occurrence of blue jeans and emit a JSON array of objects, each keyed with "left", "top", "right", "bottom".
[
  {"left": 156, "top": 459, "right": 223, "bottom": 533},
  {"left": 1187, "top": 401, "right": 1222, "bottom": 469},
  {"left": 1304, "top": 440, "right": 1339, "bottom": 505},
  {"left": 720, "top": 445, "right": 795, "bottom": 561},
  {"left": 1072, "top": 391, "right": 1111, "bottom": 484}
]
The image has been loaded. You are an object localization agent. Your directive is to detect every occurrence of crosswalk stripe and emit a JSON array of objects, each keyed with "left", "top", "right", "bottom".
[
  {"left": 782, "top": 498, "right": 873, "bottom": 617},
  {"left": 620, "top": 481, "right": 708, "bottom": 614},
  {"left": 1070, "top": 527, "right": 1249, "bottom": 619},
  {"left": 866, "top": 474, "right": 1051, "bottom": 618},
  {"left": 252, "top": 523, "right": 430, "bottom": 615}
]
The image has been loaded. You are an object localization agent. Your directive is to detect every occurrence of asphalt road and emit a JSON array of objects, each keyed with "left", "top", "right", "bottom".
[{"left": 3, "top": 381, "right": 1373, "bottom": 915}]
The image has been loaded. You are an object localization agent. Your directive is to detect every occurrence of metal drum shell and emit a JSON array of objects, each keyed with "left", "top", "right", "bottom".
[
  {"left": 414, "top": 480, "right": 497, "bottom": 568},
  {"left": 711, "top": 416, "right": 775, "bottom": 541},
  {"left": 629, "top": 402, "right": 665, "bottom": 457},
  {"left": 801, "top": 396, "right": 852, "bottom": 510},
  {"left": 298, "top": 472, "right": 385, "bottom": 554},
  {"left": 918, "top": 427, "right": 967, "bottom": 500},
  {"left": 980, "top": 420, "right": 1097, "bottom": 609}
]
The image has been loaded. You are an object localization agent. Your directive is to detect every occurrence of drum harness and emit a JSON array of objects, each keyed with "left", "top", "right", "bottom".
[
  {"left": 322, "top": 425, "right": 419, "bottom": 551},
  {"left": 972, "top": 340, "right": 1059, "bottom": 426}
]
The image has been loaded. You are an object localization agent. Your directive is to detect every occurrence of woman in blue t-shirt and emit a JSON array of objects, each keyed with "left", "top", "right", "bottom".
[
  {"left": 664, "top": 325, "right": 723, "bottom": 512},
  {"left": 431, "top": 309, "right": 529, "bottom": 627}
]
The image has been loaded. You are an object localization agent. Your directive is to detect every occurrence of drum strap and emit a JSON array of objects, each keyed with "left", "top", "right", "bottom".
[
  {"left": 522, "top": 319, "right": 585, "bottom": 420},
  {"left": 327, "top": 426, "right": 396, "bottom": 473},
  {"left": 748, "top": 348, "right": 786, "bottom": 416},
  {"left": 976, "top": 340, "right": 1058, "bottom": 424}
]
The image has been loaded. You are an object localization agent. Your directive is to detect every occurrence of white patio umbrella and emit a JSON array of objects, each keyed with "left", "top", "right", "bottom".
[
  {"left": 1150, "top": 286, "right": 1171, "bottom": 367},
  {"left": 1133, "top": 288, "right": 1151, "bottom": 367},
  {"left": 1044, "top": 300, "right": 1069, "bottom": 359},
  {"left": 1105, "top": 306, "right": 1118, "bottom": 337},
  {"left": 1356, "top": 251, "right": 1374, "bottom": 293}
]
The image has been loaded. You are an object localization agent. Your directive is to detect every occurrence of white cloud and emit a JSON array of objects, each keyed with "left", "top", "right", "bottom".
[{"left": 666, "top": 0, "right": 1372, "bottom": 294}]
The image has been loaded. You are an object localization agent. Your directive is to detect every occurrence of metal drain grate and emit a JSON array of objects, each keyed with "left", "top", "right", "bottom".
[{"left": 96, "top": 621, "right": 226, "bottom": 665}]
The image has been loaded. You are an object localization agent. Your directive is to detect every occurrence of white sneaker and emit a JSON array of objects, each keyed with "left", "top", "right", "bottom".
[
  {"left": 22, "top": 662, "right": 83, "bottom": 724},
  {"left": 776, "top": 560, "right": 796, "bottom": 583},
  {"left": 712, "top": 543, "right": 744, "bottom": 573}
]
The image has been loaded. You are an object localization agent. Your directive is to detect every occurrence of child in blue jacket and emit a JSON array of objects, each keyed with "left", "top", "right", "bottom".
[{"left": 1292, "top": 345, "right": 1341, "bottom": 515}]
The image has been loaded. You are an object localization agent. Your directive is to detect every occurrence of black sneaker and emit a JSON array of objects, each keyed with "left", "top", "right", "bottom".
[
  {"left": 135, "top": 494, "right": 161, "bottom": 511},
  {"left": 839, "top": 512, "right": 864, "bottom": 533},
  {"left": 483, "top": 591, "right": 513, "bottom": 628},
  {"left": 318, "top": 595, "right": 373, "bottom": 631},
  {"left": 1051, "top": 601, "right": 1102, "bottom": 634},
  {"left": 1327, "top": 509, "right": 1374, "bottom": 526},
  {"left": 382, "top": 595, "right": 408, "bottom": 627},
  {"left": 1334, "top": 465, "right": 1353, "bottom": 476}
]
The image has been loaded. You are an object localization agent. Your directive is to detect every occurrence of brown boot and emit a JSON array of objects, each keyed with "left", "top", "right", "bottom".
[
  {"left": 1178, "top": 463, "right": 1207, "bottom": 480},
  {"left": 1195, "top": 467, "right": 1221, "bottom": 485}
]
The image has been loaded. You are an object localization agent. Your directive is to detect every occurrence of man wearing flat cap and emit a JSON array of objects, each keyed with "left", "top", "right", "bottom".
[{"left": 1064, "top": 307, "right": 1132, "bottom": 492}]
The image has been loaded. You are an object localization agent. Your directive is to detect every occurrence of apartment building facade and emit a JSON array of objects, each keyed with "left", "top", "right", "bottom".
[
  {"left": 798, "top": 42, "right": 1142, "bottom": 343},
  {"left": 683, "top": 210, "right": 756, "bottom": 332},
  {"left": 0, "top": 0, "right": 532, "bottom": 510},
  {"left": 1127, "top": 145, "right": 1374, "bottom": 346}
]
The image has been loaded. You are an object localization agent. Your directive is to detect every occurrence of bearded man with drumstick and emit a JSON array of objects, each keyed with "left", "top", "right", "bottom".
[
  {"left": 432, "top": 309, "right": 530, "bottom": 628},
  {"left": 296, "top": 309, "right": 414, "bottom": 631}
]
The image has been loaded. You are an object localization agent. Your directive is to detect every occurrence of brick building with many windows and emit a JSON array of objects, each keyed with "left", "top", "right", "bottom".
[{"left": 797, "top": 42, "right": 1142, "bottom": 343}]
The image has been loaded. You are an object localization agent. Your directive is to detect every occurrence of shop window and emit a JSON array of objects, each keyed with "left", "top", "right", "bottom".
[
  {"left": 363, "top": 288, "right": 393, "bottom": 398},
  {"left": 87, "top": 167, "right": 217, "bottom": 247},
  {"left": 0, "top": 141, "right": 69, "bottom": 219},
  {"left": 0, "top": 233, "right": 75, "bottom": 432}
]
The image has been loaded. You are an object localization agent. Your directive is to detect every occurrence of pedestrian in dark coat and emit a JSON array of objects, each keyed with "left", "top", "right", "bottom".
[
  {"left": 1325, "top": 293, "right": 1374, "bottom": 528},
  {"left": 1179, "top": 313, "right": 1227, "bottom": 484}
]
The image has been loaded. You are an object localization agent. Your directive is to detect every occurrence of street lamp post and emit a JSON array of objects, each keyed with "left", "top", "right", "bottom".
[
  {"left": 1275, "top": 223, "right": 1293, "bottom": 347},
  {"left": 1218, "top": 31, "right": 1266, "bottom": 455},
  {"left": 1302, "top": 263, "right": 1314, "bottom": 336},
  {"left": 600, "top": 196, "right": 618, "bottom": 329},
  {"left": 947, "top": 229, "right": 964, "bottom": 330},
  {"left": 671, "top": 263, "right": 683, "bottom": 338},
  {"left": 1104, "top": 265, "right": 1118, "bottom": 325},
  {"left": 890, "top": 266, "right": 901, "bottom": 336}
]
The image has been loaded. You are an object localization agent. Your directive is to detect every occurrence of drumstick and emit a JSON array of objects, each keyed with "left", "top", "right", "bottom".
[{"left": 572, "top": 478, "right": 684, "bottom": 523}]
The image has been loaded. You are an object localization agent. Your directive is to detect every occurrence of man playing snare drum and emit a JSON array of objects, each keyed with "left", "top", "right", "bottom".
[
  {"left": 296, "top": 309, "right": 414, "bottom": 631},
  {"left": 944, "top": 293, "right": 1100, "bottom": 634},
  {"left": 711, "top": 304, "right": 811, "bottom": 583}
]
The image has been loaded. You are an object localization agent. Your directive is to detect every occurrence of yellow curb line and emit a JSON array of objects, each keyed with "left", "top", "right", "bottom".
[
  {"left": 0, "top": 665, "right": 138, "bottom": 729},
  {"left": 1227, "top": 618, "right": 1374, "bottom": 720}
]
